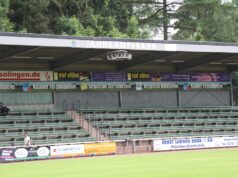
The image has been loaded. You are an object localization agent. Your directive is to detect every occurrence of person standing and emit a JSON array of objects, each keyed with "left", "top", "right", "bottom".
[{"left": 24, "top": 133, "right": 31, "bottom": 146}]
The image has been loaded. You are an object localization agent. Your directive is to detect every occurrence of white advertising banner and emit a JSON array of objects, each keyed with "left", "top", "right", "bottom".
[
  {"left": 0, "top": 71, "right": 53, "bottom": 81},
  {"left": 154, "top": 136, "right": 238, "bottom": 151},
  {"left": 50, "top": 144, "right": 85, "bottom": 157}
]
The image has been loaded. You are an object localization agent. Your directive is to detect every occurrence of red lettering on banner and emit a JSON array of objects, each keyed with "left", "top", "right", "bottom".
[{"left": 0, "top": 71, "right": 53, "bottom": 81}]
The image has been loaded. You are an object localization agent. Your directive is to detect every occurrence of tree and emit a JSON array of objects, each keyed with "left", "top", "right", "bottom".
[
  {"left": 4, "top": 0, "right": 238, "bottom": 42},
  {"left": 123, "top": 0, "right": 182, "bottom": 40},
  {"left": 7, "top": 0, "right": 143, "bottom": 38},
  {"left": 173, "top": 0, "right": 238, "bottom": 42},
  {"left": 0, "top": 0, "right": 13, "bottom": 32},
  {"left": 55, "top": 16, "right": 85, "bottom": 36},
  {"left": 9, "top": 0, "right": 49, "bottom": 33}
]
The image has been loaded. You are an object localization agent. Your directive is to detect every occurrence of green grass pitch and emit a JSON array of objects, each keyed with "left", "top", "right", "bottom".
[{"left": 1, "top": 148, "right": 238, "bottom": 178}]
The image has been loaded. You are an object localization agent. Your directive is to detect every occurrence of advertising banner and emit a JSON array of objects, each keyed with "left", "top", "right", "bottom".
[
  {"left": 160, "top": 73, "right": 230, "bottom": 82},
  {"left": 84, "top": 142, "right": 116, "bottom": 155},
  {"left": 0, "top": 71, "right": 53, "bottom": 81},
  {"left": 92, "top": 72, "right": 127, "bottom": 81},
  {"left": 92, "top": 72, "right": 229, "bottom": 82},
  {"left": 128, "top": 72, "right": 151, "bottom": 81},
  {"left": 153, "top": 136, "right": 238, "bottom": 151},
  {"left": 0, "top": 146, "right": 50, "bottom": 162},
  {"left": 53, "top": 72, "right": 90, "bottom": 81},
  {"left": 50, "top": 144, "right": 85, "bottom": 158},
  {"left": 190, "top": 73, "right": 230, "bottom": 82},
  {"left": 0, "top": 148, "right": 15, "bottom": 162},
  {"left": 150, "top": 73, "right": 161, "bottom": 82},
  {"left": 161, "top": 73, "right": 190, "bottom": 82}
]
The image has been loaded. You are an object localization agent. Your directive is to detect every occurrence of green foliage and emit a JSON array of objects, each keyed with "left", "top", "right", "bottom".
[
  {"left": 9, "top": 0, "right": 49, "bottom": 33},
  {"left": 126, "top": 16, "right": 140, "bottom": 38},
  {"left": 173, "top": 0, "right": 238, "bottom": 42},
  {"left": 55, "top": 16, "right": 85, "bottom": 36},
  {"left": 0, "top": 0, "right": 237, "bottom": 41},
  {"left": 7, "top": 0, "right": 143, "bottom": 38},
  {"left": 0, "top": 0, "right": 13, "bottom": 31}
]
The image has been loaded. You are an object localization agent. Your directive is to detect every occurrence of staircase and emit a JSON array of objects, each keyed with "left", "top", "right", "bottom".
[{"left": 67, "top": 111, "right": 108, "bottom": 141}]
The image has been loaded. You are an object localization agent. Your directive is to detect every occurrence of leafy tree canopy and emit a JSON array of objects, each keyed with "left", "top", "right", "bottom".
[{"left": 0, "top": 0, "right": 237, "bottom": 42}]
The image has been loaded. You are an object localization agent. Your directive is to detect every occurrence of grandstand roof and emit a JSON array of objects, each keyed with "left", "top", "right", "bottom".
[{"left": 0, "top": 32, "right": 238, "bottom": 72}]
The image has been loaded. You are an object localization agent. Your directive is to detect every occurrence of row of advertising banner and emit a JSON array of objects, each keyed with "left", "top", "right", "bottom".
[
  {"left": 0, "top": 142, "right": 116, "bottom": 163},
  {"left": 52, "top": 72, "right": 231, "bottom": 82},
  {"left": 0, "top": 71, "right": 230, "bottom": 82},
  {"left": 153, "top": 135, "right": 238, "bottom": 151},
  {"left": 0, "top": 82, "right": 228, "bottom": 92}
]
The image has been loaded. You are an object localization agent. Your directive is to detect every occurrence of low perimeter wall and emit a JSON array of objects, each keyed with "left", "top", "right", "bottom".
[
  {"left": 1, "top": 135, "right": 238, "bottom": 163},
  {"left": 116, "top": 135, "right": 238, "bottom": 154}
]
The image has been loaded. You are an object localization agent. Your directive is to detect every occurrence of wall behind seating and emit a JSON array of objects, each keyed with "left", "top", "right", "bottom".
[
  {"left": 54, "top": 90, "right": 231, "bottom": 110},
  {"left": 55, "top": 91, "right": 120, "bottom": 110},
  {"left": 180, "top": 91, "right": 231, "bottom": 106},
  {"left": 0, "top": 92, "right": 53, "bottom": 105},
  {"left": 55, "top": 91, "right": 178, "bottom": 110},
  {"left": 121, "top": 91, "right": 178, "bottom": 108}
]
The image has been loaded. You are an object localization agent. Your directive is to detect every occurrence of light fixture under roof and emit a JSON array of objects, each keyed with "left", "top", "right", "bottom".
[
  {"left": 107, "top": 50, "right": 132, "bottom": 61},
  {"left": 154, "top": 59, "right": 166, "bottom": 62},
  {"left": 210, "top": 62, "right": 222, "bottom": 65},
  {"left": 171, "top": 60, "right": 184, "bottom": 63},
  {"left": 88, "top": 58, "right": 103, "bottom": 61},
  {"left": 13, "top": 56, "right": 31, "bottom": 59},
  {"left": 37, "top": 57, "right": 55, "bottom": 60},
  {"left": 227, "top": 62, "right": 238, "bottom": 65}
]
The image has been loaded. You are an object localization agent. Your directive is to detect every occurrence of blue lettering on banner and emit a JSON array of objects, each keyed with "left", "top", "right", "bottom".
[
  {"left": 162, "top": 140, "right": 174, "bottom": 144},
  {"left": 175, "top": 139, "right": 190, "bottom": 144},
  {"left": 192, "top": 138, "right": 202, "bottom": 143},
  {"left": 186, "top": 144, "right": 204, "bottom": 148},
  {"left": 171, "top": 145, "right": 186, "bottom": 149},
  {"left": 207, "top": 137, "right": 213, "bottom": 142}
]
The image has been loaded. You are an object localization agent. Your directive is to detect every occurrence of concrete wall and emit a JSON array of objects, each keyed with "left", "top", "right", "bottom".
[
  {"left": 0, "top": 90, "right": 230, "bottom": 109},
  {"left": 116, "top": 140, "right": 153, "bottom": 154},
  {"left": 121, "top": 91, "right": 178, "bottom": 108},
  {"left": 55, "top": 91, "right": 179, "bottom": 110},
  {"left": 180, "top": 91, "right": 231, "bottom": 106},
  {"left": 0, "top": 92, "right": 53, "bottom": 105},
  {"left": 55, "top": 91, "right": 120, "bottom": 110},
  {"left": 54, "top": 90, "right": 231, "bottom": 110}
]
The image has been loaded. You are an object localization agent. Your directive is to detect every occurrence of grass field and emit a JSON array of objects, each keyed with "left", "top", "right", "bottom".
[{"left": 1, "top": 149, "right": 238, "bottom": 178}]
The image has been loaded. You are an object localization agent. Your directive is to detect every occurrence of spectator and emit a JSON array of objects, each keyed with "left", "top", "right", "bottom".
[
  {"left": 0, "top": 102, "right": 3, "bottom": 109},
  {"left": 24, "top": 133, "right": 31, "bottom": 146}
]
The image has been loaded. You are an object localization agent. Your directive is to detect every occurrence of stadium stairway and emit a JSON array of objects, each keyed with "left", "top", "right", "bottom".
[{"left": 68, "top": 111, "right": 109, "bottom": 141}]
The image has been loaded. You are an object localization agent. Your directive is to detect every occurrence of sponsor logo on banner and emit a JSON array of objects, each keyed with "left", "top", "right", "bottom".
[
  {"left": 84, "top": 142, "right": 116, "bottom": 155},
  {"left": 153, "top": 136, "right": 238, "bottom": 151},
  {"left": 1, "top": 149, "right": 13, "bottom": 157},
  {"left": 14, "top": 148, "right": 28, "bottom": 158},
  {"left": 0, "top": 71, "right": 53, "bottom": 81},
  {"left": 92, "top": 72, "right": 127, "bottom": 81},
  {"left": 53, "top": 72, "right": 90, "bottom": 81},
  {"left": 50, "top": 144, "right": 85, "bottom": 157},
  {"left": 0, "top": 149, "right": 15, "bottom": 160},
  {"left": 128, "top": 72, "right": 150, "bottom": 81},
  {"left": 37, "top": 147, "right": 50, "bottom": 157}
]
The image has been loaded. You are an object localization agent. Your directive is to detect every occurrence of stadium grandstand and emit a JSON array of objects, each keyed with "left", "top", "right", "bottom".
[{"left": 1, "top": 32, "right": 238, "bottom": 161}]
